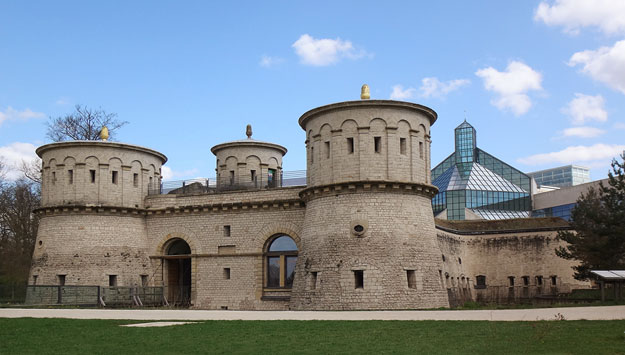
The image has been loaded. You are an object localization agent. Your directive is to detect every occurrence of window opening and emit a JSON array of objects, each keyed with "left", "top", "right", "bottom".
[
  {"left": 400, "top": 138, "right": 406, "bottom": 155},
  {"left": 133, "top": 173, "right": 139, "bottom": 187},
  {"left": 325, "top": 141, "right": 330, "bottom": 159},
  {"left": 536, "top": 276, "right": 543, "bottom": 286},
  {"left": 52, "top": 172, "right": 56, "bottom": 184},
  {"left": 57, "top": 274, "right": 66, "bottom": 286},
  {"left": 109, "top": 275, "right": 118, "bottom": 287},
  {"left": 476, "top": 275, "right": 486, "bottom": 289},
  {"left": 347, "top": 137, "right": 354, "bottom": 154},
  {"left": 112, "top": 171, "right": 118, "bottom": 185},
  {"left": 458, "top": 257, "right": 462, "bottom": 264},
  {"left": 250, "top": 170, "right": 256, "bottom": 183},
  {"left": 354, "top": 270, "right": 364, "bottom": 289},
  {"left": 141, "top": 275, "right": 148, "bottom": 287},
  {"left": 442, "top": 254, "right": 446, "bottom": 262},
  {"left": 229, "top": 170, "right": 235, "bottom": 185},
  {"left": 551, "top": 276, "right": 557, "bottom": 286},
  {"left": 508, "top": 276, "right": 515, "bottom": 287},
  {"left": 265, "top": 235, "right": 298, "bottom": 289},
  {"left": 310, "top": 272, "right": 318, "bottom": 290},
  {"left": 224, "top": 268, "right": 231, "bottom": 280},
  {"left": 32, "top": 275, "right": 38, "bottom": 285},
  {"left": 406, "top": 270, "right": 416, "bottom": 289},
  {"left": 311, "top": 147, "right": 314, "bottom": 163},
  {"left": 223, "top": 225, "right": 231, "bottom": 237},
  {"left": 68, "top": 169, "right": 73, "bottom": 184},
  {"left": 374, "top": 137, "right": 381, "bottom": 153},
  {"left": 522, "top": 276, "right": 529, "bottom": 286},
  {"left": 90, "top": 170, "right": 96, "bottom": 183},
  {"left": 419, "top": 141, "right": 424, "bottom": 159}
]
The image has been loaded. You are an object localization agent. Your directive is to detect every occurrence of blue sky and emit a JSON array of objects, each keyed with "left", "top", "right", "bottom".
[{"left": 1, "top": 0, "right": 624, "bottom": 181}]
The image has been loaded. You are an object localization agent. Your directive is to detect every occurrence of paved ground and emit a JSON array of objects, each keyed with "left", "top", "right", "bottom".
[{"left": 1, "top": 306, "right": 625, "bottom": 321}]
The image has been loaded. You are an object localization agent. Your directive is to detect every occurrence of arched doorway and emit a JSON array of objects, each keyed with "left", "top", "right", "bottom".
[{"left": 165, "top": 239, "right": 191, "bottom": 306}]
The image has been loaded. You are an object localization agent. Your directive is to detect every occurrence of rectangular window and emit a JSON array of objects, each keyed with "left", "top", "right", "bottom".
[
  {"left": 374, "top": 137, "right": 381, "bottom": 153},
  {"left": 112, "top": 171, "right": 118, "bottom": 185},
  {"left": 285, "top": 256, "right": 296, "bottom": 288},
  {"left": 522, "top": 276, "right": 529, "bottom": 286},
  {"left": 400, "top": 138, "right": 407, "bottom": 155},
  {"left": 347, "top": 137, "right": 354, "bottom": 154},
  {"left": 133, "top": 173, "right": 139, "bottom": 187},
  {"left": 68, "top": 169, "right": 73, "bottom": 184},
  {"left": 267, "top": 256, "right": 280, "bottom": 288},
  {"left": 141, "top": 275, "right": 148, "bottom": 287},
  {"left": 508, "top": 276, "right": 515, "bottom": 287},
  {"left": 223, "top": 225, "right": 231, "bottom": 237},
  {"left": 229, "top": 170, "right": 235, "bottom": 185},
  {"left": 52, "top": 172, "right": 56, "bottom": 185},
  {"left": 57, "top": 274, "right": 66, "bottom": 286},
  {"left": 536, "top": 276, "right": 543, "bottom": 286},
  {"left": 419, "top": 141, "right": 424, "bottom": 159},
  {"left": 311, "top": 147, "right": 314, "bottom": 163},
  {"left": 551, "top": 276, "right": 557, "bottom": 286},
  {"left": 250, "top": 170, "right": 256, "bottom": 182},
  {"left": 109, "top": 275, "right": 117, "bottom": 287},
  {"left": 32, "top": 275, "right": 38, "bottom": 285},
  {"left": 324, "top": 141, "right": 330, "bottom": 159},
  {"left": 310, "top": 271, "right": 318, "bottom": 290},
  {"left": 354, "top": 270, "right": 364, "bottom": 289},
  {"left": 406, "top": 270, "right": 416, "bottom": 289},
  {"left": 90, "top": 170, "right": 96, "bottom": 183},
  {"left": 224, "top": 268, "right": 231, "bottom": 280}
]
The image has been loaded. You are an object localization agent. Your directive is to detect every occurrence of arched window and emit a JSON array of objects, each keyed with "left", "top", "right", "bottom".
[{"left": 265, "top": 235, "right": 298, "bottom": 289}]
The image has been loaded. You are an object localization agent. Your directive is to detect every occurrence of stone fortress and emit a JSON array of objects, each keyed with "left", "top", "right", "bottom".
[{"left": 28, "top": 86, "right": 589, "bottom": 309}]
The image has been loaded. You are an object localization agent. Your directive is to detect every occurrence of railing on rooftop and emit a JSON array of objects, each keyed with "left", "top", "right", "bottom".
[{"left": 148, "top": 170, "right": 307, "bottom": 195}]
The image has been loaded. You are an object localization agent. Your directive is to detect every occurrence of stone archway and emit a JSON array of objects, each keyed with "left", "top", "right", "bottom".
[{"left": 164, "top": 238, "right": 192, "bottom": 306}]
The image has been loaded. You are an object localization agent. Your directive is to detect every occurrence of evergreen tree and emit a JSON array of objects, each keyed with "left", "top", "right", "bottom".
[{"left": 556, "top": 153, "right": 625, "bottom": 280}]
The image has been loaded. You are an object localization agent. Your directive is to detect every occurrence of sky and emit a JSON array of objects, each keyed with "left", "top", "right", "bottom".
[{"left": 1, "top": 0, "right": 624, "bottom": 182}]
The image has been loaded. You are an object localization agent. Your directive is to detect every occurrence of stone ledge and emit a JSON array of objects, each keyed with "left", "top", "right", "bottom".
[{"left": 299, "top": 180, "right": 438, "bottom": 202}]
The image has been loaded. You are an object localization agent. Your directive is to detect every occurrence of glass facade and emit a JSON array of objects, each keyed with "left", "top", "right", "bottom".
[
  {"left": 532, "top": 203, "right": 576, "bottom": 221},
  {"left": 431, "top": 121, "right": 531, "bottom": 220},
  {"left": 527, "top": 165, "right": 590, "bottom": 188}
]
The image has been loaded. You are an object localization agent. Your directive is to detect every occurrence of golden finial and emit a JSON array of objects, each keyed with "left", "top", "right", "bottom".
[
  {"left": 360, "top": 84, "right": 370, "bottom": 100},
  {"left": 246, "top": 124, "right": 252, "bottom": 139},
  {"left": 100, "top": 126, "right": 109, "bottom": 141}
]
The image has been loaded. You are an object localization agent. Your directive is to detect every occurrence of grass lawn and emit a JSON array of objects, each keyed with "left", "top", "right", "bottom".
[{"left": 2, "top": 318, "right": 625, "bottom": 354}]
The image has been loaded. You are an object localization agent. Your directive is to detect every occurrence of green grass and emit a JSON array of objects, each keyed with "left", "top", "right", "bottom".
[{"left": 2, "top": 318, "right": 625, "bottom": 354}]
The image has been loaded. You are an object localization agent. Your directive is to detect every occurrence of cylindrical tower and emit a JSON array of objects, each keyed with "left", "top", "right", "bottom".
[
  {"left": 290, "top": 92, "right": 449, "bottom": 309},
  {"left": 29, "top": 139, "right": 167, "bottom": 287},
  {"left": 211, "top": 126, "right": 287, "bottom": 190}
]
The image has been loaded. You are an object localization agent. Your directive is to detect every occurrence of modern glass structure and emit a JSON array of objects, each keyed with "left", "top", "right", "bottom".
[
  {"left": 431, "top": 121, "right": 531, "bottom": 220},
  {"left": 527, "top": 165, "right": 590, "bottom": 188}
]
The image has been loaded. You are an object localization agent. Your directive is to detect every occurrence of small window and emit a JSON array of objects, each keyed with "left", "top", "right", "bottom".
[
  {"left": 374, "top": 137, "right": 381, "bottom": 153},
  {"left": 311, "top": 147, "right": 314, "bottom": 163},
  {"left": 458, "top": 257, "right": 462, "bottom": 264},
  {"left": 419, "top": 141, "right": 424, "bottom": 159},
  {"left": 90, "top": 170, "right": 96, "bottom": 183},
  {"left": 551, "top": 276, "right": 557, "bottom": 286},
  {"left": 52, "top": 172, "right": 56, "bottom": 184},
  {"left": 325, "top": 141, "right": 330, "bottom": 159},
  {"left": 133, "top": 173, "right": 139, "bottom": 187},
  {"left": 347, "top": 137, "right": 354, "bottom": 154},
  {"left": 475, "top": 275, "right": 486, "bottom": 289},
  {"left": 223, "top": 225, "right": 231, "bottom": 237},
  {"left": 68, "top": 169, "right": 73, "bottom": 184},
  {"left": 536, "top": 276, "right": 543, "bottom": 286},
  {"left": 522, "top": 276, "right": 529, "bottom": 286},
  {"left": 400, "top": 138, "right": 406, "bottom": 155},
  {"left": 57, "top": 274, "right": 66, "bottom": 286},
  {"left": 109, "top": 275, "right": 117, "bottom": 287},
  {"left": 141, "top": 275, "right": 148, "bottom": 287},
  {"left": 32, "top": 275, "right": 38, "bottom": 285},
  {"left": 406, "top": 270, "right": 416, "bottom": 289},
  {"left": 112, "top": 171, "right": 118, "bottom": 185},
  {"left": 149, "top": 176, "right": 153, "bottom": 186},
  {"left": 442, "top": 254, "right": 446, "bottom": 262},
  {"left": 354, "top": 270, "right": 364, "bottom": 289},
  {"left": 250, "top": 170, "right": 256, "bottom": 182},
  {"left": 224, "top": 268, "right": 231, "bottom": 280},
  {"left": 229, "top": 170, "right": 235, "bottom": 185},
  {"left": 508, "top": 276, "right": 515, "bottom": 287},
  {"left": 310, "top": 272, "right": 318, "bottom": 290}
]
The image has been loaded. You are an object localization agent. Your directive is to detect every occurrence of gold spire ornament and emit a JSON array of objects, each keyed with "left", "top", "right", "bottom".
[
  {"left": 246, "top": 124, "right": 253, "bottom": 139},
  {"left": 360, "top": 84, "right": 370, "bottom": 100},
  {"left": 100, "top": 126, "right": 109, "bottom": 141}
]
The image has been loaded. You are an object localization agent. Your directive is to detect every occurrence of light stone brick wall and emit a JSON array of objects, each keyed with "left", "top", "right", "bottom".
[{"left": 37, "top": 141, "right": 166, "bottom": 209}]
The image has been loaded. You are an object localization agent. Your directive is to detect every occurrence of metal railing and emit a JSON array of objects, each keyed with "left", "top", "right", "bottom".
[
  {"left": 24, "top": 285, "right": 166, "bottom": 306},
  {"left": 149, "top": 170, "right": 307, "bottom": 195}
]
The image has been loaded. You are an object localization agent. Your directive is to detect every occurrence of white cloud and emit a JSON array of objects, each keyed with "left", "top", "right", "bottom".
[
  {"left": 535, "top": 0, "right": 625, "bottom": 35},
  {"left": 568, "top": 40, "right": 625, "bottom": 94},
  {"left": 561, "top": 93, "right": 607, "bottom": 125},
  {"left": 292, "top": 34, "right": 368, "bottom": 66},
  {"left": 161, "top": 166, "right": 200, "bottom": 181},
  {"left": 259, "top": 55, "right": 284, "bottom": 68},
  {"left": 389, "top": 85, "right": 417, "bottom": 100},
  {"left": 0, "top": 142, "right": 38, "bottom": 180},
  {"left": 562, "top": 126, "right": 606, "bottom": 138},
  {"left": 418, "top": 77, "right": 470, "bottom": 98},
  {"left": 518, "top": 143, "right": 625, "bottom": 165},
  {"left": 0, "top": 106, "right": 45, "bottom": 126},
  {"left": 475, "top": 61, "right": 543, "bottom": 116}
]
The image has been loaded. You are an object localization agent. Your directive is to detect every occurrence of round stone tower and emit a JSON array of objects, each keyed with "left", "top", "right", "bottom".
[
  {"left": 211, "top": 125, "right": 287, "bottom": 190},
  {"left": 30, "top": 138, "right": 167, "bottom": 287},
  {"left": 289, "top": 88, "right": 449, "bottom": 309}
]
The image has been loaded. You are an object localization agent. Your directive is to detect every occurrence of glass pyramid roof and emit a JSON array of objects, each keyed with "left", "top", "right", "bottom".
[{"left": 433, "top": 162, "right": 527, "bottom": 193}]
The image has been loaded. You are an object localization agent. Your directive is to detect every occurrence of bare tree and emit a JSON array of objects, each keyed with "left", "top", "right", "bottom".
[
  {"left": 46, "top": 105, "right": 128, "bottom": 142},
  {"left": 20, "top": 158, "right": 42, "bottom": 185}
]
